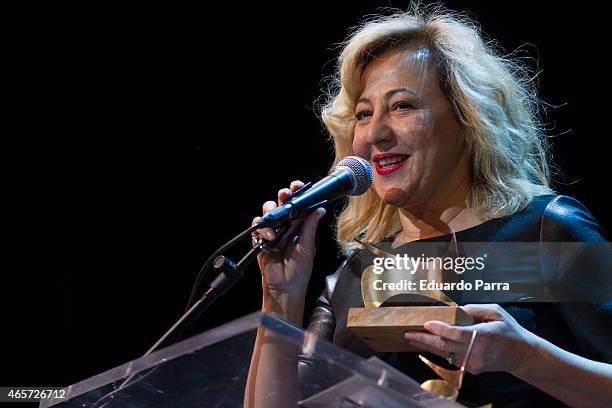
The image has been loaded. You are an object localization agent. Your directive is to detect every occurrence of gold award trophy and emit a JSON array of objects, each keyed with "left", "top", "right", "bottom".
[{"left": 347, "top": 236, "right": 473, "bottom": 352}]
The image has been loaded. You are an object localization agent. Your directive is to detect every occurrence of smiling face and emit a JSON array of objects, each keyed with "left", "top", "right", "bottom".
[{"left": 352, "top": 46, "right": 470, "bottom": 211}]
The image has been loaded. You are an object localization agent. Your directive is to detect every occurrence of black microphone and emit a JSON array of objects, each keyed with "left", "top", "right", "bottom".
[{"left": 257, "top": 156, "right": 373, "bottom": 228}]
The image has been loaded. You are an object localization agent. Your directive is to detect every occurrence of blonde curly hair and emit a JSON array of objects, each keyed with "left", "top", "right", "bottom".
[{"left": 320, "top": 5, "right": 554, "bottom": 254}]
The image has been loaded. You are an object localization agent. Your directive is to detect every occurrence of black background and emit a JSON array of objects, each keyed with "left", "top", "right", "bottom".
[{"left": 6, "top": 0, "right": 610, "bottom": 396}]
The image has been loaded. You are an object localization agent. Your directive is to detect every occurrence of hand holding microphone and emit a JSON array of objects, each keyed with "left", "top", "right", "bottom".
[
  {"left": 138, "top": 159, "right": 370, "bottom": 375},
  {"left": 251, "top": 156, "right": 372, "bottom": 318}
]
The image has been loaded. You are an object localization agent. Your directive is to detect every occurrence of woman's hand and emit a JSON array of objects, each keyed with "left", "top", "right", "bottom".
[
  {"left": 252, "top": 180, "right": 326, "bottom": 306},
  {"left": 404, "top": 304, "right": 538, "bottom": 375}
]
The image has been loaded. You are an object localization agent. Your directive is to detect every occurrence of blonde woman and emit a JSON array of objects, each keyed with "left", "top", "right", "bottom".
[{"left": 245, "top": 5, "right": 612, "bottom": 407}]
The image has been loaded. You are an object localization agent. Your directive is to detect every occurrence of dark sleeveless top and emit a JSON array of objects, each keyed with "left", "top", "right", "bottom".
[{"left": 299, "top": 195, "right": 612, "bottom": 407}]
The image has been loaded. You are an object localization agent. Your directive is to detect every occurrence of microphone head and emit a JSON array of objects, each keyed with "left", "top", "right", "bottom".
[{"left": 335, "top": 156, "right": 373, "bottom": 196}]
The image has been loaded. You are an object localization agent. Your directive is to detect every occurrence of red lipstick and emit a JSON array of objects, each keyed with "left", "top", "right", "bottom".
[{"left": 372, "top": 153, "right": 409, "bottom": 176}]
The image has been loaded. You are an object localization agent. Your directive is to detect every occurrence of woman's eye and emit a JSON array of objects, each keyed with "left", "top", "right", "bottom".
[
  {"left": 355, "top": 110, "right": 373, "bottom": 121},
  {"left": 392, "top": 101, "right": 414, "bottom": 111}
]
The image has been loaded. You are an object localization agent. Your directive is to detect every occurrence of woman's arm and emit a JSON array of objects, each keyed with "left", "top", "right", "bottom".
[
  {"left": 404, "top": 304, "right": 612, "bottom": 408},
  {"left": 511, "top": 328, "right": 612, "bottom": 408},
  {"left": 243, "top": 180, "right": 327, "bottom": 408},
  {"left": 244, "top": 293, "right": 305, "bottom": 408}
]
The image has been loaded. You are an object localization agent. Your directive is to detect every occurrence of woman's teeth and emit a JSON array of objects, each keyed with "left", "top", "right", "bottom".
[{"left": 378, "top": 156, "right": 407, "bottom": 167}]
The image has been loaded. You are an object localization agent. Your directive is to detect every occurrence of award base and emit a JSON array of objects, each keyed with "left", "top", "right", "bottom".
[{"left": 347, "top": 306, "right": 473, "bottom": 352}]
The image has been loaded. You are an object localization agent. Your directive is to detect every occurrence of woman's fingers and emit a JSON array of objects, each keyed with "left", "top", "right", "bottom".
[
  {"left": 461, "top": 304, "right": 506, "bottom": 323},
  {"left": 290, "top": 180, "right": 304, "bottom": 193},
  {"left": 254, "top": 200, "right": 278, "bottom": 241},
  {"left": 423, "top": 320, "right": 471, "bottom": 342},
  {"left": 251, "top": 216, "right": 263, "bottom": 244},
  {"left": 405, "top": 309, "right": 523, "bottom": 375},
  {"left": 278, "top": 180, "right": 305, "bottom": 205},
  {"left": 404, "top": 331, "right": 457, "bottom": 354},
  {"left": 253, "top": 181, "right": 306, "bottom": 244},
  {"left": 405, "top": 331, "right": 473, "bottom": 368},
  {"left": 263, "top": 200, "right": 277, "bottom": 213},
  {"left": 405, "top": 336, "right": 462, "bottom": 363},
  {"left": 252, "top": 179, "right": 317, "bottom": 251},
  {"left": 278, "top": 188, "right": 292, "bottom": 206}
]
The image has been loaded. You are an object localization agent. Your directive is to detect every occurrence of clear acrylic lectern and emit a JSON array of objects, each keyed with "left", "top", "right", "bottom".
[{"left": 39, "top": 312, "right": 465, "bottom": 407}]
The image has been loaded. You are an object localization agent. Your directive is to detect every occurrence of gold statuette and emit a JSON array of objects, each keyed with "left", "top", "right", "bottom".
[{"left": 347, "top": 237, "right": 473, "bottom": 352}]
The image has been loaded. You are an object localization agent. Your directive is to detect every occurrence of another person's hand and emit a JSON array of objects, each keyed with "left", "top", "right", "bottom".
[
  {"left": 404, "top": 304, "right": 538, "bottom": 375},
  {"left": 252, "top": 180, "right": 326, "bottom": 305}
]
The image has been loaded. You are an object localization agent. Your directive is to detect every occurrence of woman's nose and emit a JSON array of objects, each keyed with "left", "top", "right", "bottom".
[{"left": 364, "top": 115, "right": 394, "bottom": 147}]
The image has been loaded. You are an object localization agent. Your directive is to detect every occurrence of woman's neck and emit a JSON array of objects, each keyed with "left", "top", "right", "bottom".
[{"left": 395, "top": 178, "right": 483, "bottom": 243}]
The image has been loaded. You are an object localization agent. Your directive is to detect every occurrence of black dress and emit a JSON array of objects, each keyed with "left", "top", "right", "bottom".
[{"left": 299, "top": 195, "right": 612, "bottom": 407}]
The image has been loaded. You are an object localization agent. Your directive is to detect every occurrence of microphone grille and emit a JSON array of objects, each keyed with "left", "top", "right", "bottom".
[{"left": 335, "top": 156, "right": 373, "bottom": 196}]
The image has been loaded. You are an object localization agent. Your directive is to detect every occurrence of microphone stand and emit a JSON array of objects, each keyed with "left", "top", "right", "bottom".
[
  {"left": 91, "top": 219, "right": 298, "bottom": 407},
  {"left": 143, "top": 245, "right": 263, "bottom": 354},
  {"left": 90, "top": 157, "right": 370, "bottom": 406},
  {"left": 144, "top": 198, "right": 324, "bottom": 355}
]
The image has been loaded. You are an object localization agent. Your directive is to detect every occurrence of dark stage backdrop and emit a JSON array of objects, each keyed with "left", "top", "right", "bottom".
[{"left": 6, "top": 0, "right": 610, "bottom": 391}]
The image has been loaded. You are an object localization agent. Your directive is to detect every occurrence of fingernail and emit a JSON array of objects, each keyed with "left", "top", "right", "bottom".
[
  {"left": 424, "top": 320, "right": 442, "bottom": 330},
  {"left": 404, "top": 332, "right": 415, "bottom": 340}
]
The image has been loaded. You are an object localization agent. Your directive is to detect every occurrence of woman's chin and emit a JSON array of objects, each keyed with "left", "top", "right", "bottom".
[{"left": 380, "top": 187, "right": 412, "bottom": 207}]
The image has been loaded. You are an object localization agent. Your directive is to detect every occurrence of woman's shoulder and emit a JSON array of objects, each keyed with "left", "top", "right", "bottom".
[{"left": 517, "top": 194, "right": 608, "bottom": 242}]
